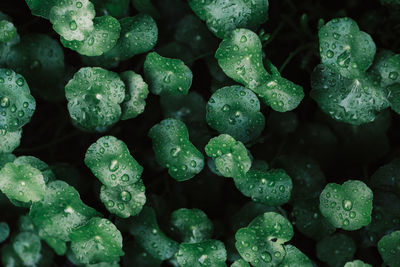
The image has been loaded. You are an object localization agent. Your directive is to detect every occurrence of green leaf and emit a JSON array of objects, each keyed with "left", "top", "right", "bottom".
[
  {"left": 132, "top": 0, "right": 160, "bottom": 19},
  {"left": 61, "top": 16, "right": 121, "bottom": 56},
  {"left": 14, "top": 156, "right": 55, "bottom": 184},
  {"left": 370, "top": 51, "right": 400, "bottom": 89},
  {"left": 205, "top": 134, "right": 251, "bottom": 178},
  {"left": 0, "top": 162, "right": 45, "bottom": 203},
  {"left": 310, "top": 64, "right": 389, "bottom": 125},
  {"left": 148, "top": 119, "right": 204, "bottom": 181},
  {"left": 49, "top": 0, "right": 95, "bottom": 41},
  {"left": 170, "top": 208, "right": 213, "bottom": 243},
  {"left": 0, "top": 128, "right": 21, "bottom": 153},
  {"left": 69, "top": 217, "right": 124, "bottom": 264},
  {"left": 378, "top": 230, "right": 400, "bottom": 267},
  {"left": 318, "top": 17, "right": 376, "bottom": 79},
  {"left": 387, "top": 83, "right": 400, "bottom": 115},
  {"left": 235, "top": 212, "right": 294, "bottom": 267},
  {"left": 85, "top": 135, "right": 143, "bottom": 187},
  {"left": 316, "top": 233, "right": 356, "bottom": 267},
  {"left": 344, "top": 260, "right": 372, "bottom": 267},
  {"left": 5, "top": 34, "right": 66, "bottom": 101},
  {"left": 100, "top": 180, "right": 146, "bottom": 218},
  {"left": 206, "top": 85, "right": 265, "bottom": 143},
  {"left": 25, "top": 0, "right": 57, "bottom": 18},
  {"left": 41, "top": 235, "right": 67, "bottom": 256},
  {"left": 1, "top": 244, "right": 24, "bottom": 266},
  {"left": 0, "top": 68, "right": 36, "bottom": 131},
  {"left": 0, "top": 20, "right": 17, "bottom": 43},
  {"left": 215, "top": 29, "right": 304, "bottom": 112},
  {"left": 65, "top": 67, "right": 125, "bottom": 132},
  {"left": 233, "top": 168, "right": 292, "bottom": 206},
  {"left": 13, "top": 231, "right": 41, "bottom": 266},
  {"left": 278, "top": 245, "right": 312, "bottom": 267},
  {"left": 0, "top": 153, "right": 15, "bottom": 169},
  {"left": 120, "top": 71, "right": 149, "bottom": 120},
  {"left": 188, "top": 0, "right": 269, "bottom": 39},
  {"left": 319, "top": 180, "right": 373, "bottom": 230},
  {"left": 144, "top": 52, "right": 193, "bottom": 96},
  {"left": 91, "top": 0, "right": 130, "bottom": 18},
  {"left": 29, "top": 180, "right": 100, "bottom": 242},
  {"left": 176, "top": 239, "right": 227, "bottom": 267},
  {"left": 0, "top": 222, "right": 9, "bottom": 243},
  {"left": 292, "top": 198, "right": 336, "bottom": 241},
  {"left": 103, "top": 14, "right": 158, "bottom": 62},
  {"left": 231, "top": 259, "right": 250, "bottom": 267},
  {"left": 129, "top": 206, "right": 179, "bottom": 260}
]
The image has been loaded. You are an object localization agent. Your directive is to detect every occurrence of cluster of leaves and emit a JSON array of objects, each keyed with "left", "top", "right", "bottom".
[{"left": 0, "top": 0, "right": 399, "bottom": 266}]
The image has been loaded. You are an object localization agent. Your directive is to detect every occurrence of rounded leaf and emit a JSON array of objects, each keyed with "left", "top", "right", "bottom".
[
  {"left": 206, "top": 86, "right": 265, "bottom": 143},
  {"left": 49, "top": 0, "right": 95, "bottom": 41},
  {"left": 235, "top": 212, "right": 294, "bottom": 267},
  {"left": 370, "top": 51, "right": 400, "bottom": 89},
  {"left": 29, "top": 180, "right": 100, "bottom": 241},
  {"left": 0, "top": 162, "right": 45, "bottom": 203},
  {"left": 170, "top": 208, "right": 213, "bottom": 243},
  {"left": 319, "top": 180, "right": 373, "bottom": 230},
  {"left": 344, "top": 260, "right": 372, "bottom": 267},
  {"left": 188, "top": 0, "right": 269, "bottom": 39},
  {"left": 100, "top": 181, "right": 146, "bottom": 218},
  {"left": 13, "top": 231, "right": 41, "bottom": 266},
  {"left": 144, "top": 52, "right": 193, "bottom": 96},
  {"left": 0, "top": 69, "right": 36, "bottom": 131},
  {"left": 148, "top": 119, "right": 204, "bottom": 181},
  {"left": 61, "top": 16, "right": 121, "bottom": 56},
  {"left": 69, "top": 217, "right": 124, "bottom": 264},
  {"left": 65, "top": 67, "right": 125, "bottom": 132},
  {"left": 378, "top": 230, "right": 400, "bottom": 267},
  {"left": 14, "top": 155, "right": 55, "bottom": 184},
  {"left": 316, "top": 233, "right": 356, "bottom": 267},
  {"left": 129, "top": 206, "right": 179, "bottom": 260},
  {"left": 176, "top": 239, "right": 227, "bottom": 267},
  {"left": 278, "top": 245, "right": 312, "bottom": 267},
  {"left": 318, "top": 17, "right": 376, "bottom": 79},
  {"left": 310, "top": 64, "right": 389, "bottom": 125},
  {"left": 233, "top": 169, "right": 292, "bottom": 206},
  {"left": 205, "top": 134, "right": 251, "bottom": 178},
  {"left": 85, "top": 135, "right": 143, "bottom": 187},
  {"left": 0, "top": 20, "right": 17, "bottom": 43},
  {"left": 0, "top": 128, "right": 21, "bottom": 153},
  {"left": 120, "top": 71, "right": 149, "bottom": 120},
  {"left": 0, "top": 222, "right": 9, "bottom": 243}
]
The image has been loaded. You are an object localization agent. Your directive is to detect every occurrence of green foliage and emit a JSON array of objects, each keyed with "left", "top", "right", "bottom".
[
  {"left": 235, "top": 212, "right": 294, "bottom": 267},
  {"left": 144, "top": 52, "right": 193, "bottom": 96},
  {"left": 85, "top": 136, "right": 143, "bottom": 187},
  {"left": 65, "top": 67, "right": 125, "bottom": 132},
  {"left": 12, "top": 231, "right": 41, "bottom": 265},
  {"left": 378, "top": 230, "right": 400, "bottom": 267},
  {"left": 61, "top": 16, "right": 121, "bottom": 56},
  {"left": 206, "top": 85, "right": 265, "bottom": 143},
  {"left": 216, "top": 28, "right": 304, "bottom": 112},
  {"left": 319, "top": 180, "right": 373, "bottom": 230},
  {"left": 233, "top": 168, "right": 292, "bottom": 206},
  {"left": 0, "top": 68, "right": 36, "bottom": 131},
  {"left": 231, "top": 259, "right": 250, "bottom": 267},
  {"left": 188, "top": 0, "right": 269, "bottom": 38},
  {"left": 14, "top": 155, "right": 56, "bottom": 184},
  {"left": 0, "top": 162, "right": 45, "bottom": 203},
  {"left": 278, "top": 245, "right": 312, "bottom": 267},
  {"left": 0, "top": 222, "right": 9, "bottom": 243},
  {"left": 0, "top": 20, "right": 16, "bottom": 43},
  {"left": 120, "top": 71, "right": 149, "bottom": 120},
  {"left": 344, "top": 260, "right": 372, "bottom": 267},
  {"left": 316, "top": 233, "right": 356, "bottom": 267},
  {"left": 91, "top": 0, "right": 130, "bottom": 18},
  {"left": 176, "top": 239, "right": 227, "bottom": 267},
  {"left": 0, "top": 128, "right": 21, "bottom": 153},
  {"left": 29, "top": 180, "right": 100, "bottom": 242},
  {"left": 292, "top": 198, "right": 336, "bottom": 241},
  {"left": 49, "top": 0, "right": 96, "bottom": 41},
  {"left": 205, "top": 134, "right": 251, "bottom": 178},
  {"left": 69, "top": 217, "right": 124, "bottom": 264},
  {"left": 129, "top": 206, "right": 179, "bottom": 260},
  {"left": 148, "top": 118, "right": 204, "bottom": 181},
  {"left": 170, "top": 208, "right": 213, "bottom": 243},
  {"left": 25, "top": 0, "right": 57, "bottom": 19},
  {"left": 100, "top": 181, "right": 146, "bottom": 218}
]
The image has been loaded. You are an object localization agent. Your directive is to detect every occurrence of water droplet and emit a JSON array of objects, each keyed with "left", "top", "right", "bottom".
[
  {"left": 17, "top": 110, "right": 24, "bottom": 118},
  {"left": 389, "top": 72, "right": 398, "bottom": 80},
  {"left": 342, "top": 199, "right": 353, "bottom": 211},
  {"left": 190, "top": 160, "right": 197, "bottom": 168},
  {"left": 69, "top": 20, "right": 78, "bottom": 31},
  {"left": 16, "top": 78, "right": 24, "bottom": 86},
  {"left": 222, "top": 104, "right": 230, "bottom": 111},
  {"left": 109, "top": 160, "right": 119, "bottom": 172},
  {"left": 107, "top": 200, "right": 115, "bottom": 207},
  {"left": 121, "top": 174, "right": 129, "bottom": 182},
  {"left": 76, "top": 1, "right": 82, "bottom": 8},
  {"left": 261, "top": 251, "right": 272, "bottom": 262},
  {"left": 326, "top": 50, "right": 334, "bottom": 58},
  {"left": 164, "top": 73, "right": 171, "bottom": 83},
  {"left": 117, "top": 203, "right": 125, "bottom": 210},
  {"left": 337, "top": 50, "right": 350, "bottom": 68},
  {"left": 120, "top": 191, "right": 131, "bottom": 202},
  {"left": 274, "top": 251, "right": 281, "bottom": 258},
  {"left": 279, "top": 185, "right": 285, "bottom": 192},
  {"left": 349, "top": 211, "right": 356, "bottom": 218},
  {"left": 240, "top": 35, "right": 247, "bottom": 43},
  {"left": 88, "top": 37, "right": 94, "bottom": 46},
  {"left": 343, "top": 218, "right": 350, "bottom": 226},
  {"left": 10, "top": 104, "right": 16, "bottom": 113},
  {"left": 0, "top": 97, "right": 9, "bottom": 108},
  {"left": 251, "top": 246, "right": 258, "bottom": 251}
]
